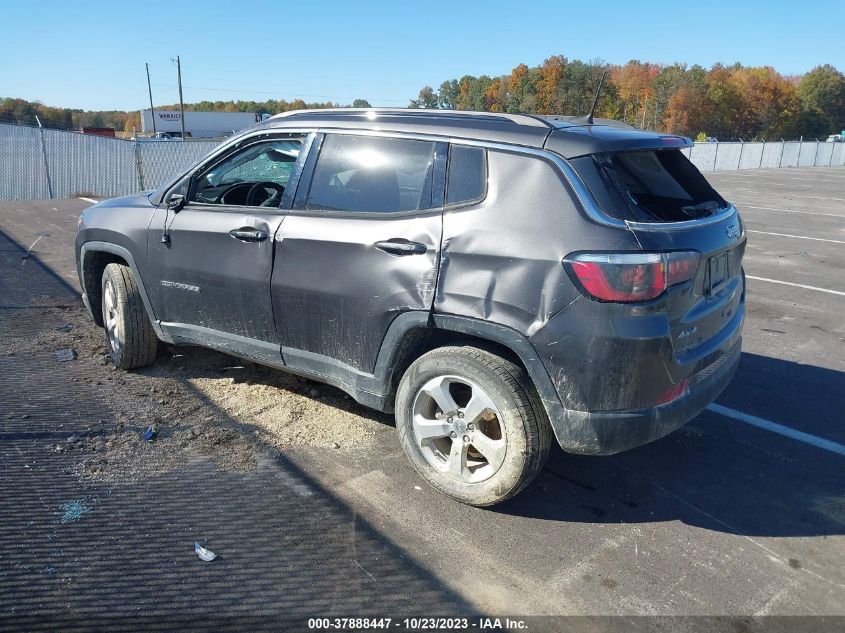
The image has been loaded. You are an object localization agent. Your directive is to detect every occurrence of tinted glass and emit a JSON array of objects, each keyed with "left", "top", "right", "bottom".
[
  {"left": 446, "top": 145, "right": 486, "bottom": 205},
  {"left": 307, "top": 135, "right": 436, "bottom": 213}
]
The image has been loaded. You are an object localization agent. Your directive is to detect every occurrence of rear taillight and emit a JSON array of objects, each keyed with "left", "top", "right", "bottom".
[
  {"left": 656, "top": 378, "right": 690, "bottom": 405},
  {"left": 565, "top": 251, "right": 700, "bottom": 303}
]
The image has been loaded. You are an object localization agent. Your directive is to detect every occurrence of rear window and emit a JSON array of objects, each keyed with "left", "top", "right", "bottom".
[
  {"left": 447, "top": 145, "right": 486, "bottom": 205},
  {"left": 571, "top": 149, "right": 727, "bottom": 222}
]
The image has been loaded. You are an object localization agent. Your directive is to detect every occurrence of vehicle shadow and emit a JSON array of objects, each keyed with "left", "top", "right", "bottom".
[
  {"left": 0, "top": 228, "right": 479, "bottom": 625},
  {"left": 495, "top": 352, "right": 845, "bottom": 538},
  {"left": 151, "top": 333, "right": 845, "bottom": 540}
]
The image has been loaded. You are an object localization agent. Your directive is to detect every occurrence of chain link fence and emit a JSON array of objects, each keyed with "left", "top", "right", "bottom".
[
  {"left": 2, "top": 122, "right": 844, "bottom": 202},
  {"left": 0, "top": 123, "right": 219, "bottom": 201}
]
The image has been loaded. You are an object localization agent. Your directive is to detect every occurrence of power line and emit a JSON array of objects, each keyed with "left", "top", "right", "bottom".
[{"left": 149, "top": 82, "right": 408, "bottom": 104}]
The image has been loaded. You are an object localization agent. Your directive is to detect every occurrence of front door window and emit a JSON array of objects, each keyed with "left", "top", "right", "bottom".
[{"left": 191, "top": 137, "right": 303, "bottom": 207}]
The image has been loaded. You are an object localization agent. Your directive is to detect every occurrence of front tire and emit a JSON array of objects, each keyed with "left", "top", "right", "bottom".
[
  {"left": 395, "top": 346, "right": 551, "bottom": 506},
  {"left": 101, "top": 263, "right": 158, "bottom": 370}
]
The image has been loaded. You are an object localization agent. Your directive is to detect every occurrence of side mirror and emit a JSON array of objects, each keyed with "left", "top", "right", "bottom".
[{"left": 167, "top": 194, "right": 186, "bottom": 212}]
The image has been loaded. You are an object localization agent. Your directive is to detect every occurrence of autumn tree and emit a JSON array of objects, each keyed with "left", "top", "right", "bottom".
[
  {"left": 537, "top": 55, "right": 566, "bottom": 114},
  {"left": 484, "top": 78, "right": 508, "bottom": 112},
  {"left": 729, "top": 66, "right": 800, "bottom": 138}
]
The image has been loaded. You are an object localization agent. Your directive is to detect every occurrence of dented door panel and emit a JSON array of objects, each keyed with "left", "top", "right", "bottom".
[{"left": 272, "top": 210, "right": 442, "bottom": 373}]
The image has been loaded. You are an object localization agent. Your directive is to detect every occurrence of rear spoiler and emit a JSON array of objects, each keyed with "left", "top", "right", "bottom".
[{"left": 544, "top": 126, "right": 692, "bottom": 159}]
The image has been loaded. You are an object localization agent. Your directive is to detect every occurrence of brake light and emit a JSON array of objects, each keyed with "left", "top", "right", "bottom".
[{"left": 566, "top": 252, "right": 699, "bottom": 302}]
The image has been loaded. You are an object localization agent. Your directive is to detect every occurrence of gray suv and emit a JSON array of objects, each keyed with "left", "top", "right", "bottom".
[{"left": 76, "top": 109, "right": 745, "bottom": 506}]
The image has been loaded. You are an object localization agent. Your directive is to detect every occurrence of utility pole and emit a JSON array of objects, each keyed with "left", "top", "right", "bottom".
[
  {"left": 176, "top": 55, "right": 186, "bottom": 140},
  {"left": 145, "top": 63, "right": 156, "bottom": 135}
]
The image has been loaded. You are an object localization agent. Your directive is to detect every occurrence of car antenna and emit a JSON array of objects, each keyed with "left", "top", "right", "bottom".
[{"left": 573, "top": 69, "right": 607, "bottom": 125}]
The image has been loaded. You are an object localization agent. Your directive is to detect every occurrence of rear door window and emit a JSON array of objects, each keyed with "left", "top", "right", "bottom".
[
  {"left": 446, "top": 144, "right": 487, "bottom": 205},
  {"left": 306, "top": 135, "right": 437, "bottom": 213},
  {"left": 571, "top": 149, "right": 727, "bottom": 222}
]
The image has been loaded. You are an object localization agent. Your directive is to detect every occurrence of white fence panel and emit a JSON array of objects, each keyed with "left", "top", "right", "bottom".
[
  {"left": 738, "top": 143, "right": 764, "bottom": 169},
  {"left": 714, "top": 143, "right": 742, "bottom": 171},
  {"left": 779, "top": 142, "right": 801, "bottom": 167},
  {"left": 797, "top": 142, "right": 819, "bottom": 167},
  {"left": 815, "top": 142, "right": 834, "bottom": 166},
  {"left": 688, "top": 143, "right": 718, "bottom": 172},
  {"left": 760, "top": 143, "right": 783, "bottom": 168}
]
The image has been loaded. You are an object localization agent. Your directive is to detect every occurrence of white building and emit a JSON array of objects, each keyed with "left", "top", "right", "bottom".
[{"left": 140, "top": 109, "right": 262, "bottom": 138}]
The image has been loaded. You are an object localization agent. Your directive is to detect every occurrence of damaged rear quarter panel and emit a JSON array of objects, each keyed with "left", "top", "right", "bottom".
[{"left": 435, "top": 148, "right": 639, "bottom": 337}]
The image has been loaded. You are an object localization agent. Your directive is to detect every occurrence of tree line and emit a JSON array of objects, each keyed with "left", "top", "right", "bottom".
[
  {"left": 3, "top": 58, "right": 844, "bottom": 140},
  {"left": 0, "top": 97, "right": 362, "bottom": 134},
  {"left": 410, "top": 59, "right": 845, "bottom": 140}
]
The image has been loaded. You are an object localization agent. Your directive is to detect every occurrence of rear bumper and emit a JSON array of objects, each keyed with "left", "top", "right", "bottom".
[{"left": 558, "top": 338, "right": 741, "bottom": 455}]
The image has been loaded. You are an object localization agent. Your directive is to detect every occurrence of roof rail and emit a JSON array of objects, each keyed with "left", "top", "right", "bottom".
[
  {"left": 541, "top": 115, "right": 635, "bottom": 130},
  {"left": 269, "top": 108, "right": 553, "bottom": 129}
]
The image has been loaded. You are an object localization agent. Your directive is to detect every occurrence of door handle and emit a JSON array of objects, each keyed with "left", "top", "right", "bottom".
[
  {"left": 229, "top": 227, "right": 268, "bottom": 242},
  {"left": 374, "top": 240, "right": 427, "bottom": 255}
]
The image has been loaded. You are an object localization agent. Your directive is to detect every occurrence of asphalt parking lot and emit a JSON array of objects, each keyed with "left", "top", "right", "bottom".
[{"left": 0, "top": 167, "right": 843, "bottom": 628}]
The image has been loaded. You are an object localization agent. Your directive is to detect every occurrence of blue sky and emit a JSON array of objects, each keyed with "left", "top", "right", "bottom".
[{"left": 2, "top": 0, "right": 843, "bottom": 111}]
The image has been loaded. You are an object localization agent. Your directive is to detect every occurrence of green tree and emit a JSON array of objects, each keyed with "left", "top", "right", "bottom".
[
  {"left": 409, "top": 87, "right": 437, "bottom": 109},
  {"left": 352, "top": 98, "right": 372, "bottom": 108},
  {"left": 437, "top": 80, "right": 460, "bottom": 109},
  {"left": 796, "top": 64, "right": 845, "bottom": 137}
]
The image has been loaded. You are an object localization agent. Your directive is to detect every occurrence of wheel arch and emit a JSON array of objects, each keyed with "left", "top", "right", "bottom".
[
  {"left": 375, "top": 313, "right": 567, "bottom": 433},
  {"left": 79, "top": 242, "right": 163, "bottom": 337}
]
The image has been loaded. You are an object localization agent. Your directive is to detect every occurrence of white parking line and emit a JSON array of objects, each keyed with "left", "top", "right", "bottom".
[
  {"left": 78, "top": 197, "right": 98, "bottom": 204},
  {"left": 707, "top": 404, "right": 845, "bottom": 457},
  {"left": 726, "top": 189, "right": 845, "bottom": 201},
  {"left": 734, "top": 204, "right": 844, "bottom": 218},
  {"left": 747, "top": 275, "right": 845, "bottom": 296},
  {"left": 747, "top": 230, "right": 845, "bottom": 244}
]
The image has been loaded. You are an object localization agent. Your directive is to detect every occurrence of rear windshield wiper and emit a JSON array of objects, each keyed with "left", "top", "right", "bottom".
[{"left": 680, "top": 200, "right": 721, "bottom": 218}]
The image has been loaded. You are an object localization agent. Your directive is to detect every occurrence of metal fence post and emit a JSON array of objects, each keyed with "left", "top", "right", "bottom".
[
  {"left": 778, "top": 139, "right": 785, "bottom": 168},
  {"left": 134, "top": 137, "right": 145, "bottom": 191},
  {"left": 34, "top": 116, "right": 54, "bottom": 199},
  {"left": 814, "top": 139, "right": 820, "bottom": 167},
  {"left": 759, "top": 140, "right": 765, "bottom": 168},
  {"left": 737, "top": 139, "right": 744, "bottom": 170},
  {"left": 830, "top": 142, "right": 836, "bottom": 167},
  {"left": 796, "top": 138, "right": 802, "bottom": 167},
  {"left": 713, "top": 141, "right": 719, "bottom": 171}
]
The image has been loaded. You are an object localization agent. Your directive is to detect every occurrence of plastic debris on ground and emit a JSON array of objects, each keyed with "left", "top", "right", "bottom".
[
  {"left": 54, "top": 323, "right": 74, "bottom": 332},
  {"left": 194, "top": 542, "right": 217, "bottom": 561},
  {"left": 55, "top": 349, "right": 77, "bottom": 362},
  {"left": 143, "top": 425, "right": 158, "bottom": 441}
]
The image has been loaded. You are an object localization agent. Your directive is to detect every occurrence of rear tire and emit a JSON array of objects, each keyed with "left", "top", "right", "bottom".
[
  {"left": 395, "top": 345, "right": 551, "bottom": 506},
  {"left": 101, "top": 263, "right": 158, "bottom": 370}
]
